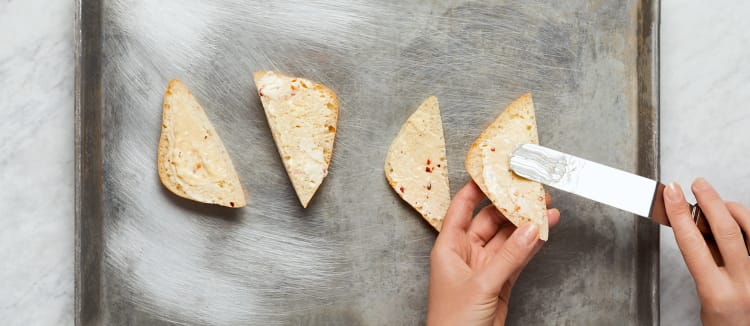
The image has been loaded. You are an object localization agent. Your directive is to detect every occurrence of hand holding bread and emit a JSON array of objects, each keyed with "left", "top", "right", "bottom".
[
  {"left": 465, "top": 94, "right": 549, "bottom": 240},
  {"left": 427, "top": 181, "right": 560, "bottom": 326}
]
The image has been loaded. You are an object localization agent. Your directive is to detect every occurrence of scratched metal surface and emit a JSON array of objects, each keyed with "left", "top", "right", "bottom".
[{"left": 75, "top": 0, "right": 660, "bottom": 324}]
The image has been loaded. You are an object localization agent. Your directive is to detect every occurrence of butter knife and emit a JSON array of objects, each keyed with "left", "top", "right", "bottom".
[{"left": 509, "top": 143, "right": 748, "bottom": 252}]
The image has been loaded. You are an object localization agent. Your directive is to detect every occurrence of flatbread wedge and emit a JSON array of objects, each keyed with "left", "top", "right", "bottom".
[
  {"left": 157, "top": 79, "right": 247, "bottom": 208},
  {"left": 465, "top": 93, "right": 548, "bottom": 240},
  {"left": 253, "top": 71, "right": 338, "bottom": 208},
  {"left": 385, "top": 96, "right": 450, "bottom": 231}
]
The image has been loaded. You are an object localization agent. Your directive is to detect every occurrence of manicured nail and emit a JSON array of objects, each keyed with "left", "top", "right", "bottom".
[
  {"left": 519, "top": 223, "right": 538, "bottom": 245},
  {"left": 665, "top": 182, "right": 682, "bottom": 202},
  {"left": 693, "top": 177, "right": 710, "bottom": 191}
]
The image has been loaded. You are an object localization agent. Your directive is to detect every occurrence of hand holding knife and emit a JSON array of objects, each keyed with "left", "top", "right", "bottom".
[{"left": 509, "top": 143, "right": 749, "bottom": 254}]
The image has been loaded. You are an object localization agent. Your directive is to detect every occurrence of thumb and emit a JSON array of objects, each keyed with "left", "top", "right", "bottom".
[{"left": 475, "top": 222, "right": 540, "bottom": 294}]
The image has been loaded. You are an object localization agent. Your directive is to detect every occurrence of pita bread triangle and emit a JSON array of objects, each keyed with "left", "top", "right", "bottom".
[
  {"left": 253, "top": 71, "right": 339, "bottom": 208},
  {"left": 157, "top": 79, "right": 246, "bottom": 208},
  {"left": 385, "top": 96, "right": 450, "bottom": 231},
  {"left": 465, "top": 93, "right": 548, "bottom": 240}
]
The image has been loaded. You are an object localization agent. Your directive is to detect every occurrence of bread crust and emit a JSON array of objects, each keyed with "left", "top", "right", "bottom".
[
  {"left": 253, "top": 71, "right": 338, "bottom": 208},
  {"left": 465, "top": 93, "right": 548, "bottom": 240},
  {"left": 157, "top": 79, "right": 247, "bottom": 208},
  {"left": 384, "top": 96, "right": 450, "bottom": 231}
]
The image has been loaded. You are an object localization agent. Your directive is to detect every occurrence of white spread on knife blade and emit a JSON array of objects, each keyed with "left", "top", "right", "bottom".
[{"left": 510, "top": 144, "right": 571, "bottom": 184}]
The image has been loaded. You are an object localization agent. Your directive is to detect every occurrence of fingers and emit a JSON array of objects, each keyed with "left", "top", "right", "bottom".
[
  {"left": 692, "top": 178, "right": 746, "bottom": 269},
  {"left": 467, "top": 193, "right": 558, "bottom": 246},
  {"left": 727, "top": 202, "right": 750, "bottom": 225},
  {"left": 483, "top": 224, "right": 516, "bottom": 254},
  {"left": 726, "top": 202, "right": 750, "bottom": 254},
  {"left": 664, "top": 182, "right": 718, "bottom": 281},
  {"left": 474, "top": 223, "right": 541, "bottom": 295},
  {"left": 547, "top": 208, "right": 561, "bottom": 228},
  {"left": 496, "top": 240, "right": 544, "bottom": 317},
  {"left": 484, "top": 209, "right": 560, "bottom": 254},
  {"left": 442, "top": 181, "right": 485, "bottom": 232},
  {"left": 468, "top": 205, "right": 508, "bottom": 246}
]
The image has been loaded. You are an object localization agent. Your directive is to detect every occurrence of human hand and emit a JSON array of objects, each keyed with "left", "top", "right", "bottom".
[
  {"left": 664, "top": 178, "right": 750, "bottom": 325},
  {"left": 427, "top": 181, "right": 560, "bottom": 326}
]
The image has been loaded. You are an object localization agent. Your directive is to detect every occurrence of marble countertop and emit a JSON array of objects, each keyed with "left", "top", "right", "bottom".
[
  {"left": 659, "top": 1, "right": 750, "bottom": 324},
  {"left": 1, "top": 0, "right": 748, "bottom": 324}
]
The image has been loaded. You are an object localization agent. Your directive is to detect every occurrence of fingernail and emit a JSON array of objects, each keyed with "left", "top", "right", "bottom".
[
  {"left": 664, "top": 182, "right": 683, "bottom": 202},
  {"left": 693, "top": 177, "right": 710, "bottom": 191},
  {"left": 519, "top": 223, "right": 538, "bottom": 245}
]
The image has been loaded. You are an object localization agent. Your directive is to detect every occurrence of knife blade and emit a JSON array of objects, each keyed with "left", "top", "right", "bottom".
[
  {"left": 508, "top": 144, "right": 750, "bottom": 254},
  {"left": 509, "top": 143, "right": 668, "bottom": 223}
]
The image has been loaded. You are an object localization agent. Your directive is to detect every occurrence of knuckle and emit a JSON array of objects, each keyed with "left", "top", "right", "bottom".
[
  {"left": 726, "top": 201, "right": 742, "bottom": 208},
  {"left": 679, "top": 230, "right": 705, "bottom": 250},
  {"left": 698, "top": 283, "right": 750, "bottom": 315},
  {"left": 727, "top": 202, "right": 750, "bottom": 217},
  {"left": 682, "top": 251, "right": 705, "bottom": 268},
  {"left": 454, "top": 191, "right": 471, "bottom": 203},
  {"left": 701, "top": 302, "right": 721, "bottom": 315},
  {"left": 696, "top": 195, "right": 722, "bottom": 209},
  {"left": 715, "top": 226, "right": 742, "bottom": 242},
  {"left": 469, "top": 232, "right": 489, "bottom": 246},
  {"left": 701, "top": 293, "right": 731, "bottom": 313},
  {"left": 667, "top": 201, "right": 691, "bottom": 217},
  {"left": 676, "top": 232, "right": 712, "bottom": 265},
  {"left": 499, "top": 245, "right": 524, "bottom": 267}
]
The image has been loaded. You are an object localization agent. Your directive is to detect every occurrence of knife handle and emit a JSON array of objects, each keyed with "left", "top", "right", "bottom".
[
  {"left": 691, "top": 204, "right": 710, "bottom": 235},
  {"left": 690, "top": 203, "right": 750, "bottom": 256}
]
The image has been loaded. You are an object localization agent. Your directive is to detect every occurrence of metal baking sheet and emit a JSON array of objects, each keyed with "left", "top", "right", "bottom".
[{"left": 75, "top": 0, "right": 661, "bottom": 324}]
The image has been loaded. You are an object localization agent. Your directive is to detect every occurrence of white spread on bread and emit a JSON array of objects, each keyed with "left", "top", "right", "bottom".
[
  {"left": 158, "top": 79, "right": 246, "bottom": 208},
  {"left": 253, "top": 71, "right": 338, "bottom": 207},
  {"left": 385, "top": 96, "right": 450, "bottom": 231},
  {"left": 166, "top": 110, "right": 226, "bottom": 187},
  {"left": 465, "top": 93, "right": 548, "bottom": 240}
]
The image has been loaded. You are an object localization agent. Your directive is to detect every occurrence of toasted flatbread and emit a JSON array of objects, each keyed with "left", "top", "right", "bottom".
[
  {"left": 465, "top": 93, "right": 548, "bottom": 240},
  {"left": 385, "top": 96, "right": 450, "bottom": 231},
  {"left": 253, "top": 71, "right": 338, "bottom": 208},
  {"left": 157, "top": 79, "right": 246, "bottom": 208}
]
